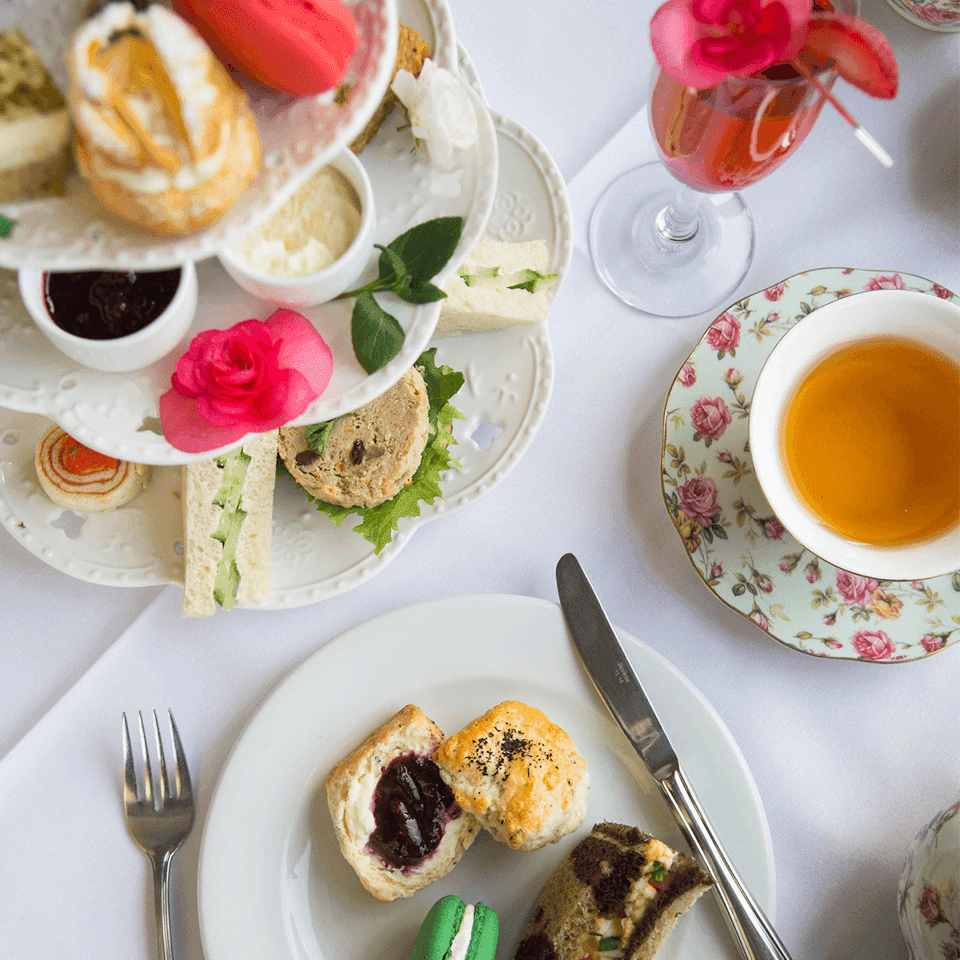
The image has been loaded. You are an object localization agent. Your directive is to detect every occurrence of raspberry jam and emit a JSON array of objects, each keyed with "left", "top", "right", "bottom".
[{"left": 369, "top": 754, "right": 460, "bottom": 868}]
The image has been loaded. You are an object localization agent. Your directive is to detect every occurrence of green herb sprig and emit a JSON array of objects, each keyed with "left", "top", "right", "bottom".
[
  {"left": 0, "top": 214, "right": 16, "bottom": 239},
  {"left": 338, "top": 216, "right": 463, "bottom": 374}
]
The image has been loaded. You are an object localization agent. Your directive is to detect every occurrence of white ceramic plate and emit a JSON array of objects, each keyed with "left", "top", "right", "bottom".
[
  {"left": 197, "top": 595, "right": 776, "bottom": 960},
  {"left": 0, "top": 0, "right": 399, "bottom": 270},
  {"left": 0, "top": 106, "right": 571, "bottom": 605}
]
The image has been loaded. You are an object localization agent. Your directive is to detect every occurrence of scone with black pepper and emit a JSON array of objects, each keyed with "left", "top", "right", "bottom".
[
  {"left": 434, "top": 701, "right": 590, "bottom": 851},
  {"left": 278, "top": 366, "right": 430, "bottom": 508}
]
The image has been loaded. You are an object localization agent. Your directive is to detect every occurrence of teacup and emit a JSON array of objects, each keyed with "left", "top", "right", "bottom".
[{"left": 749, "top": 289, "right": 960, "bottom": 581}]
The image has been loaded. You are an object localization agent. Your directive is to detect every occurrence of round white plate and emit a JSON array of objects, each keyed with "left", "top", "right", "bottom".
[
  {"left": 0, "top": 107, "right": 571, "bottom": 606},
  {"left": 0, "top": 0, "right": 399, "bottom": 271},
  {"left": 197, "top": 595, "right": 776, "bottom": 960}
]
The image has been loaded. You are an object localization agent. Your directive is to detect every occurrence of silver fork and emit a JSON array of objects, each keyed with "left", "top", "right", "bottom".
[{"left": 122, "top": 710, "right": 195, "bottom": 960}]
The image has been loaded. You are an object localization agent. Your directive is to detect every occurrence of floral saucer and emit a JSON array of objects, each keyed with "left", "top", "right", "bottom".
[{"left": 661, "top": 267, "right": 960, "bottom": 663}]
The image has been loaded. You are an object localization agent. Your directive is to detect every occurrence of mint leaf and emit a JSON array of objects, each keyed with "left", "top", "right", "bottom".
[
  {"left": 351, "top": 290, "right": 404, "bottom": 374},
  {"left": 385, "top": 216, "right": 463, "bottom": 282},
  {"left": 393, "top": 279, "right": 446, "bottom": 305},
  {"left": 0, "top": 214, "right": 15, "bottom": 239},
  {"left": 375, "top": 243, "right": 411, "bottom": 290}
]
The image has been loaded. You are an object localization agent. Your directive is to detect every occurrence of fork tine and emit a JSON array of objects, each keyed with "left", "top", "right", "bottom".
[
  {"left": 137, "top": 711, "right": 153, "bottom": 806},
  {"left": 168, "top": 710, "right": 192, "bottom": 802},
  {"left": 122, "top": 713, "right": 138, "bottom": 807},
  {"left": 152, "top": 710, "right": 170, "bottom": 805}
]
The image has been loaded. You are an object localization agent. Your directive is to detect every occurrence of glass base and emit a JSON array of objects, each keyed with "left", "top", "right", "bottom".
[{"left": 589, "top": 162, "right": 755, "bottom": 318}]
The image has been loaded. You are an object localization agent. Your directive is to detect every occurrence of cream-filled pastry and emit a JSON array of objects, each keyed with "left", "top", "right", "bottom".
[{"left": 67, "top": 2, "right": 260, "bottom": 235}]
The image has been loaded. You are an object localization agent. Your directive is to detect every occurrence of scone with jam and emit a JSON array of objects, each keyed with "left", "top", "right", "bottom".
[
  {"left": 434, "top": 701, "right": 589, "bottom": 851},
  {"left": 325, "top": 704, "right": 481, "bottom": 901}
]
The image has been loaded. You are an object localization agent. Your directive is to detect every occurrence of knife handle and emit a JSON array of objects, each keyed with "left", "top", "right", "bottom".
[{"left": 659, "top": 765, "right": 794, "bottom": 960}]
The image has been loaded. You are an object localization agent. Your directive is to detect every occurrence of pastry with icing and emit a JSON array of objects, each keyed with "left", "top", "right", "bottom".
[{"left": 67, "top": 2, "right": 260, "bottom": 235}]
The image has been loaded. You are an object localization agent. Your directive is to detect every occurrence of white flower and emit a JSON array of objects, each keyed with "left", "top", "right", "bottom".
[{"left": 391, "top": 59, "right": 478, "bottom": 170}]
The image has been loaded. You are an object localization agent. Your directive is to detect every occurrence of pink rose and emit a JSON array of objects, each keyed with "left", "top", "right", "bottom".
[
  {"left": 835, "top": 571, "right": 879, "bottom": 607},
  {"left": 911, "top": 2, "right": 960, "bottom": 23},
  {"left": 921, "top": 635, "right": 945, "bottom": 653},
  {"left": 805, "top": 561, "right": 821, "bottom": 583},
  {"left": 851, "top": 629, "right": 895, "bottom": 660},
  {"left": 864, "top": 274, "right": 906, "bottom": 291},
  {"left": 758, "top": 576, "right": 773, "bottom": 593},
  {"left": 762, "top": 517, "right": 785, "bottom": 540},
  {"left": 160, "top": 309, "right": 333, "bottom": 454},
  {"left": 711, "top": 563, "right": 723, "bottom": 577},
  {"left": 920, "top": 885, "right": 941, "bottom": 921},
  {"left": 678, "top": 475, "right": 722, "bottom": 527},
  {"left": 691, "top": 396, "right": 732, "bottom": 440},
  {"left": 723, "top": 367, "right": 742, "bottom": 386},
  {"left": 706, "top": 312, "right": 741, "bottom": 353},
  {"left": 650, "top": 0, "right": 811, "bottom": 90},
  {"left": 679, "top": 362, "right": 697, "bottom": 387},
  {"left": 932, "top": 283, "right": 955, "bottom": 299},
  {"left": 764, "top": 282, "right": 785, "bottom": 301}
]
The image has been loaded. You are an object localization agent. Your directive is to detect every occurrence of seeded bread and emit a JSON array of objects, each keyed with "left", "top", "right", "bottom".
[
  {"left": 349, "top": 21, "right": 430, "bottom": 154},
  {"left": 278, "top": 366, "right": 430, "bottom": 509},
  {"left": 433, "top": 701, "right": 590, "bottom": 851},
  {"left": 513, "top": 822, "right": 716, "bottom": 960},
  {"left": 325, "top": 704, "right": 482, "bottom": 901}
]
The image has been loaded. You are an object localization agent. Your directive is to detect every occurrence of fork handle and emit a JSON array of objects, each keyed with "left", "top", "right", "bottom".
[{"left": 150, "top": 852, "right": 176, "bottom": 960}]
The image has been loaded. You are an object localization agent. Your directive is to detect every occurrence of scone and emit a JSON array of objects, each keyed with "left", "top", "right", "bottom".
[
  {"left": 326, "top": 704, "right": 482, "bottom": 901},
  {"left": 513, "top": 822, "right": 716, "bottom": 960},
  {"left": 35, "top": 424, "right": 149, "bottom": 512},
  {"left": 279, "top": 366, "right": 430, "bottom": 509},
  {"left": 67, "top": 2, "right": 261, "bottom": 235},
  {"left": 434, "top": 701, "right": 589, "bottom": 851},
  {"left": 350, "top": 21, "right": 430, "bottom": 154}
]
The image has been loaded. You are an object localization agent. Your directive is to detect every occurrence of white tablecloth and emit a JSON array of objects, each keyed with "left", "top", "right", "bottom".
[{"left": 1, "top": 2, "right": 958, "bottom": 959}]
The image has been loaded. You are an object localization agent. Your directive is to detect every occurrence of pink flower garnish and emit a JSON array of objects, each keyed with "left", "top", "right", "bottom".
[
  {"left": 160, "top": 309, "right": 333, "bottom": 454},
  {"left": 650, "top": 0, "right": 811, "bottom": 90}
]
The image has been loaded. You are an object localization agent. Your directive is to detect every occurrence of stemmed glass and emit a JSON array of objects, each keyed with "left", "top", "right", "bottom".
[{"left": 589, "top": 56, "right": 841, "bottom": 318}]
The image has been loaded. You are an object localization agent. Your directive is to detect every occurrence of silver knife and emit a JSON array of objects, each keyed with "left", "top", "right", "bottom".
[{"left": 556, "top": 552, "right": 794, "bottom": 960}]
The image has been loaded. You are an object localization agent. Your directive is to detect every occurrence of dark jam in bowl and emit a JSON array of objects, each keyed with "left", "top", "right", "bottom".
[
  {"left": 43, "top": 268, "right": 181, "bottom": 340},
  {"left": 368, "top": 754, "right": 460, "bottom": 869}
]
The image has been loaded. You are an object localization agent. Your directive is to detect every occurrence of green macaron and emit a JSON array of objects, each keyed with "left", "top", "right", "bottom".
[{"left": 408, "top": 895, "right": 499, "bottom": 960}]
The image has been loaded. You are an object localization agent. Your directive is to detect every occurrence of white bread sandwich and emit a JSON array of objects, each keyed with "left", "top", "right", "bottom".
[
  {"left": 513, "top": 822, "right": 716, "bottom": 960},
  {"left": 0, "top": 31, "right": 73, "bottom": 202},
  {"left": 436, "top": 238, "right": 558, "bottom": 335},
  {"left": 326, "top": 704, "right": 482, "bottom": 901},
  {"left": 67, "top": 2, "right": 261, "bottom": 235},
  {"left": 180, "top": 429, "right": 277, "bottom": 617}
]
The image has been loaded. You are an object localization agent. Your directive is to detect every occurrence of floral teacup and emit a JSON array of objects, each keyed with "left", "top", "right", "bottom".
[
  {"left": 899, "top": 795, "right": 960, "bottom": 959},
  {"left": 885, "top": 0, "right": 960, "bottom": 32}
]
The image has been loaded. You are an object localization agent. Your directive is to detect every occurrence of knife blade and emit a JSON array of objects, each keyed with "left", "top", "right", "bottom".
[{"left": 556, "top": 552, "right": 794, "bottom": 960}]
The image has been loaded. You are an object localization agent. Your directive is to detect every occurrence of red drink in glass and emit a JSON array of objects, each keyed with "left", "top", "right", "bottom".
[{"left": 650, "top": 62, "right": 836, "bottom": 193}]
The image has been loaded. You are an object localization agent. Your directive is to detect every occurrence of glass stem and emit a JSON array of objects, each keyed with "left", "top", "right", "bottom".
[{"left": 656, "top": 183, "right": 702, "bottom": 242}]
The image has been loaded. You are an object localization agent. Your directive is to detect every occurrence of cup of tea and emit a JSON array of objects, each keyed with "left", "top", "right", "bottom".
[{"left": 749, "top": 289, "right": 960, "bottom": 581}]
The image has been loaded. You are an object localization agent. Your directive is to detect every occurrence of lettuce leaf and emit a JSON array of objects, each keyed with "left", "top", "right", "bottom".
[{"left": 288, "top": 348, "right": 465, "bottom": 554}]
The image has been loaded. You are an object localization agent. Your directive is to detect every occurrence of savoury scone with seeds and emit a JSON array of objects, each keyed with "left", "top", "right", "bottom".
[
  {"left": 513, "top": 822, "right": 715, "bottom": 960},
  {"left": 279, "top": 366, "right": 430, "bottom": 509},
  {"left": 434, "top": 701, "right": 589, "bottom": 851},
  {"left": 326, "top": 704, "right": 482, "bottom": 901}
]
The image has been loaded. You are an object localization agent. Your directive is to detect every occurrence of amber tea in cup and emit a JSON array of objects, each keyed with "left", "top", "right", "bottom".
[
  {"left": 750, "top": 289, "right": 960, "bottom": 580},
  {"left": 781, "top": 334, "right": 960, "bottom": 547}
]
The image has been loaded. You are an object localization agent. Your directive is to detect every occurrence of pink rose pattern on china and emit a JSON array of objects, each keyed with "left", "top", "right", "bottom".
[
  {"left": 691, "top": 396, "right": 732, "bottom": 442},
  {"left": 662, "top": 269, "right": 960, "bottom": 661}
]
